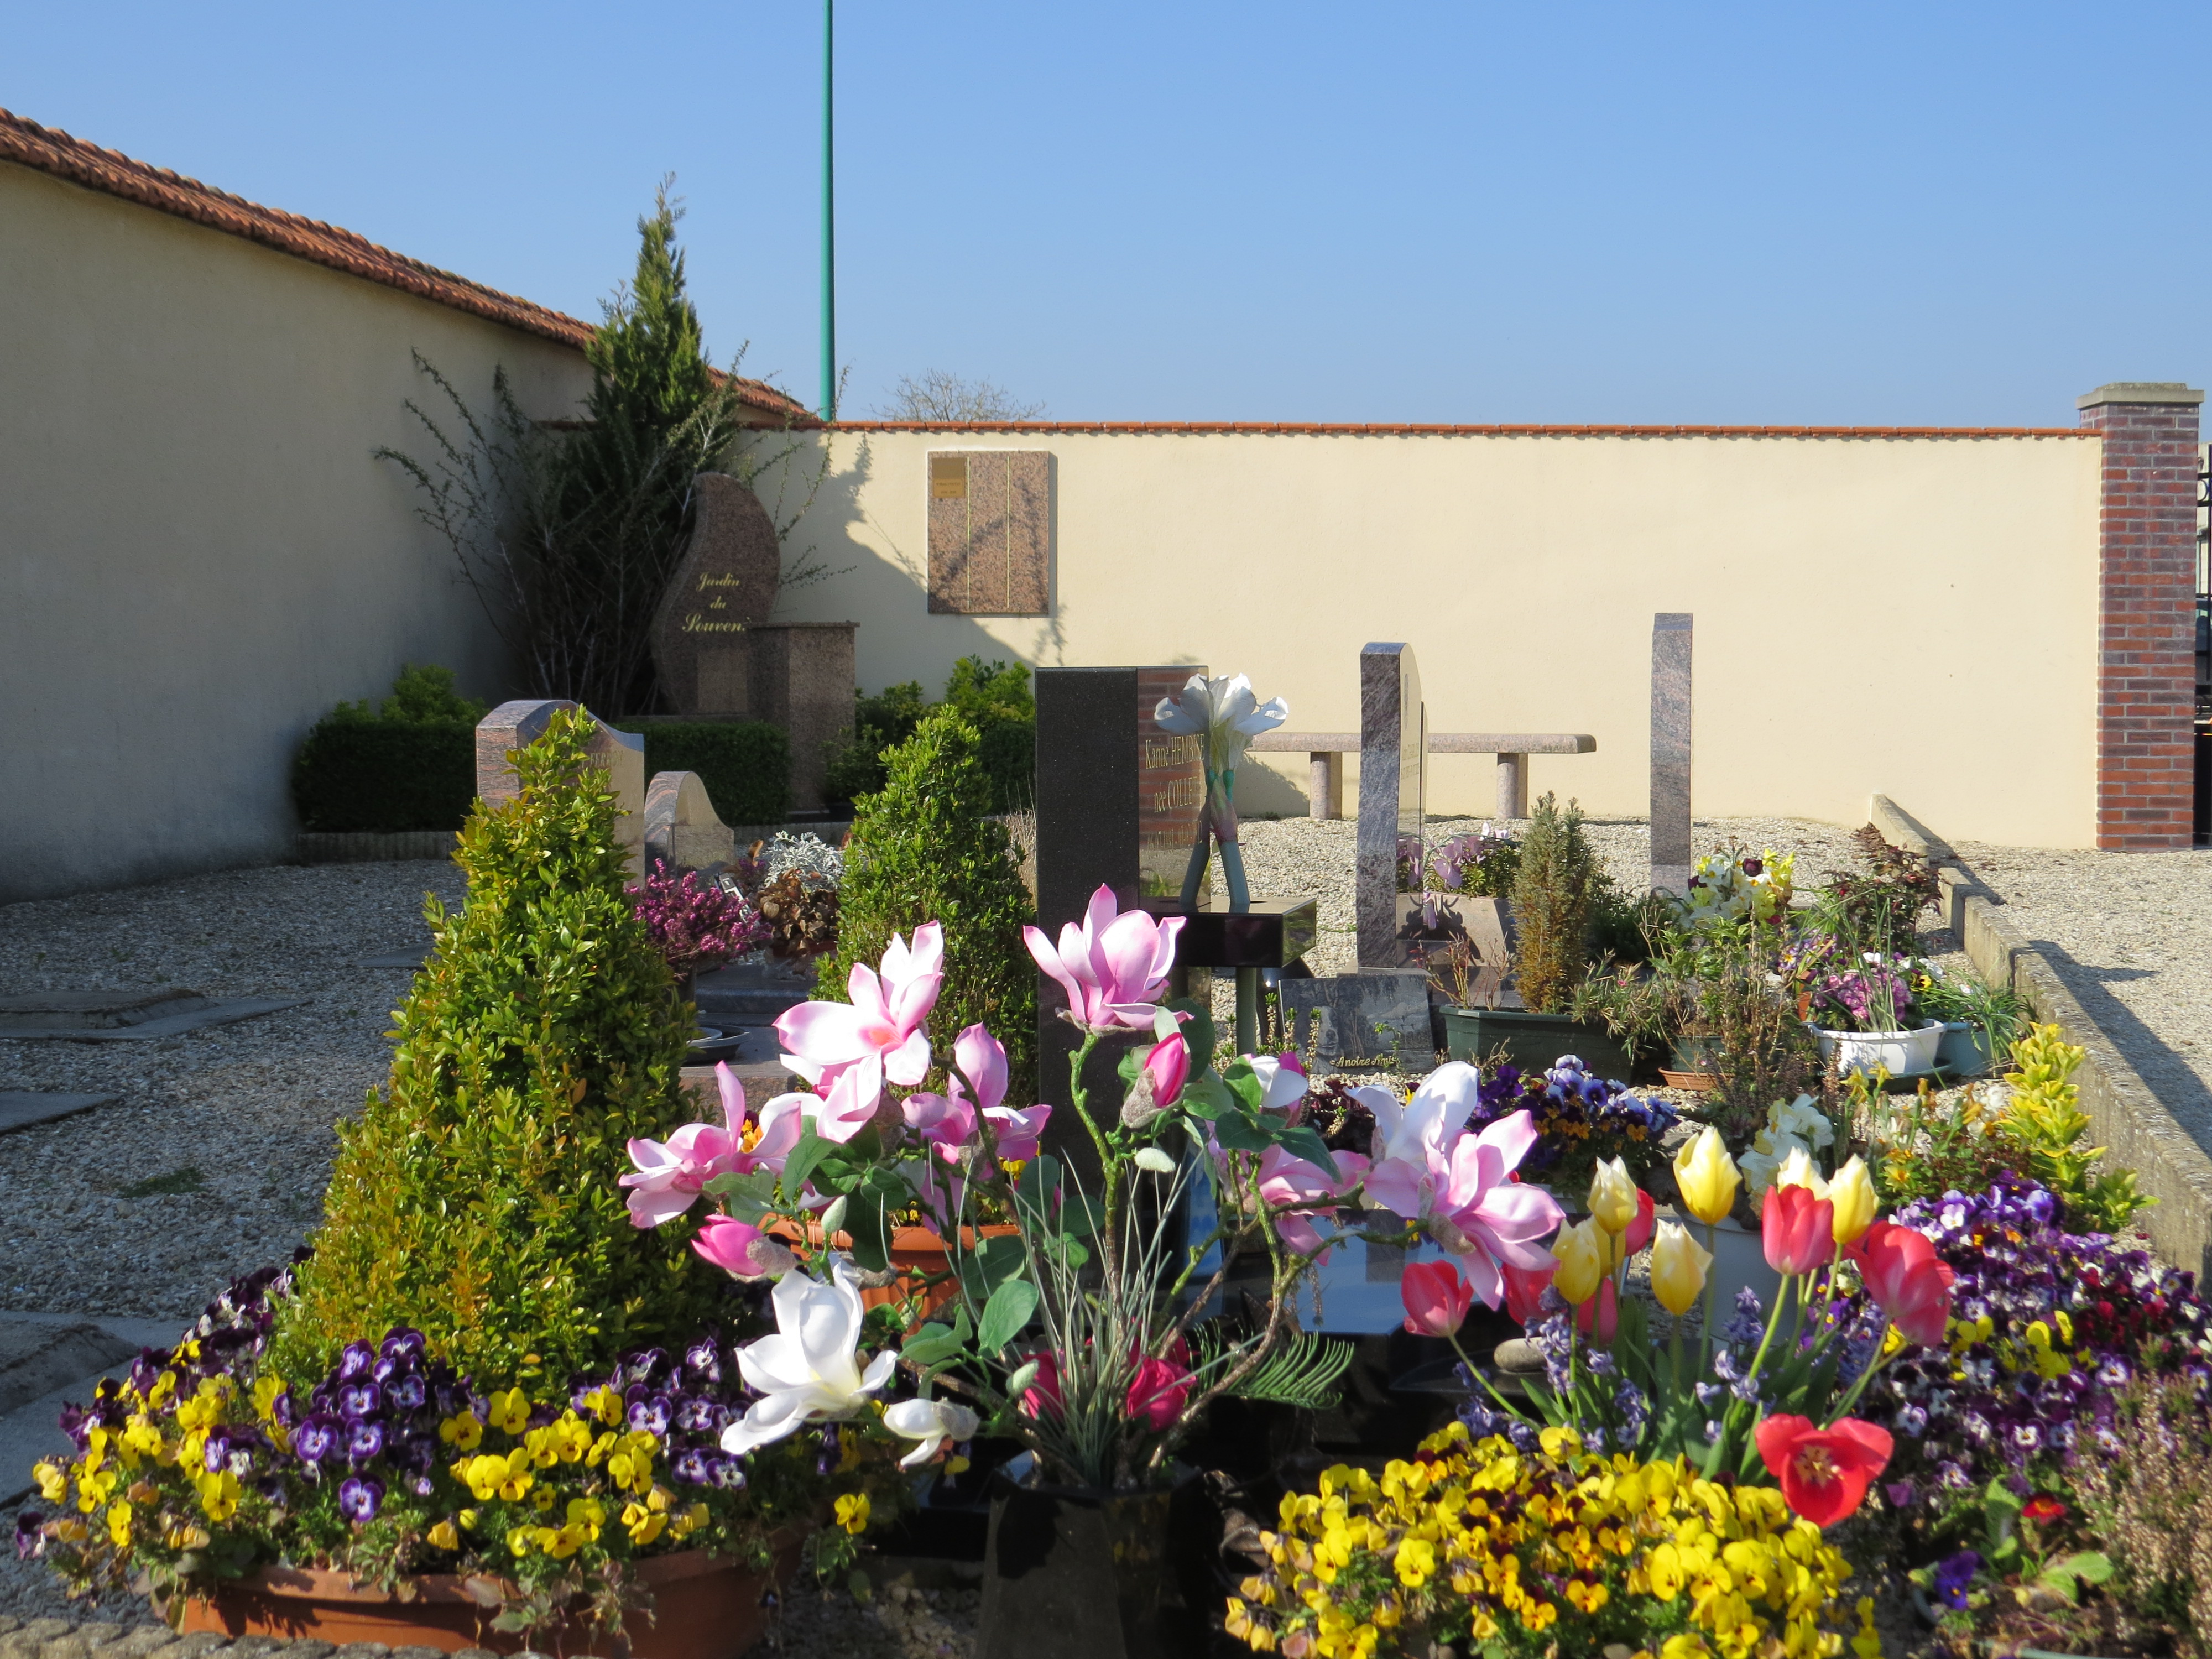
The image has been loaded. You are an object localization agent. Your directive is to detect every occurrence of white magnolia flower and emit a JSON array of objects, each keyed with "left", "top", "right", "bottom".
[
  {"left": 720, "top": 1261, "right": 896, "bottom": 1458},
  {"left": 883, "top": 1397, "right": 982, "bottom": 1468},
  {"left": 1152, "top": 674, "right": 1289, "bottom": 774}
]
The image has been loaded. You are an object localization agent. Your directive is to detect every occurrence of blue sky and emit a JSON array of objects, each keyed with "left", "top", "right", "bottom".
[{"left": 9, "top": 2, "right": 2209, "bottom": 425}]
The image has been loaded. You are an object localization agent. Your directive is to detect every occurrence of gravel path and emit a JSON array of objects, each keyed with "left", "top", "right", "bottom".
[
  {"left": 1949, "top": 838, "right": 2212, "bottom": 1146},
  {"left": 0, "top": 860, "right": 462, "bottom": 1323}
]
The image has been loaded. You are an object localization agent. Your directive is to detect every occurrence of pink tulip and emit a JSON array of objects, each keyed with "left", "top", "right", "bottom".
[
  {"left": 1365, "top": 1108, "right": 1566, "bottom": 1310},
  {"left": 1400, "top": 1260, "right": 1474, "bottom": 1338},
  {"left": 1249, "top": 1053, "right": 1309, "bottom": 1113},
  {"left": 1256, "top": 1145, "right": 1371, "bottom": 1256},
  {"left": 1144, "top": 1032, "right": 1190, "bottom": 1108},
  {"left": 1847, "top": 1221, "right": 1958, "bottom": 1348},
  {"left": 620, "top": 1061, "right": 755, "bottom": 1228},
  {"left": 1574, "top": 1278, "right": 1619, "bottom": 1345},
  {"left": 1623, "top": 1188, "right": 1657, "bottom": 1256},
  {"left": 692, "top": 1215, "right": 792, "bottom": 1280},
  {"left": 775, "top": 922, "right": 946, "bottom": 1120},
  {"left": 1763, "top": 1183, "right": 1836, "bottom": 1276},
  {"left": 1023, "top": 886, "right": 1186, "bottom": 1032},
  {"left": 1501, "top": 1259, "right": 1557, "bottom": 1328}
]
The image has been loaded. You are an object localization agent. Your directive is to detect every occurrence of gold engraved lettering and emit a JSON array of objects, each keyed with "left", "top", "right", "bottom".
[
  {"left": 931, "top": 455, "right": 968, "bottom": 499},
  {"left": 697, "top": 574, "right": 744, "bottom": 591},
  {"left": 681, "top": 615, "right": 748, "bottom": 633}
]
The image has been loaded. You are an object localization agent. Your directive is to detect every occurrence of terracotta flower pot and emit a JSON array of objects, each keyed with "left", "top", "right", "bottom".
[
  {"left": 767, "top": 1220, "right": 1020, "bottom": 1318},
  {"left": 178, "top": 1538, "right": 801, "bottom": 1659}
]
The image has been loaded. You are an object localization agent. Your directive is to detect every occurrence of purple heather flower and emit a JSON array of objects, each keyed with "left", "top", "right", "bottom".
[
  {"left": 337, "top": 1476, "right": 383, "bottom": 1524},
  {"left": 293, "top": 1414, "right": 342, "bottom": 1464}
]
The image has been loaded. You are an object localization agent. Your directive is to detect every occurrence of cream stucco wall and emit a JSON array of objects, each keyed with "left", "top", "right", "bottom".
[
  {"left": 759, "top": 425, "right": 2104, "bottom": 847},
  {"left": 0, "top": 161, "right": 593, "bottom": 901}
]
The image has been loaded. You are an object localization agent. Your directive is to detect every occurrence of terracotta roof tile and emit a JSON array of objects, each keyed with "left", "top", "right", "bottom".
[
  {"left": 837, "top": 419, "right": 2091, "bottom": 439},
  {"left": 0, "top": 106, "right": 808, "bottom": 422}
]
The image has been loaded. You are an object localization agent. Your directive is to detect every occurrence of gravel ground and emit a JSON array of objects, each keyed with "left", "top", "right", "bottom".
[
  {"left": 0, "top": 860, "right": 463, "bottom": 1323},
  {"left": 1949, "top": 837, "right": 2212, "bottom": 1146}
]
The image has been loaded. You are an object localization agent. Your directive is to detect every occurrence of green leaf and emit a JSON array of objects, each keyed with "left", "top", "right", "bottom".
[
  {"left": 1222, "top": 1056, "right": 1266, "bottom": 1114},
  {"left": 1179, "top": 1071, "right": 1235, "bottom": 1121},
  {"left": 1270, "top": 1124, "right": 1340, "bottom": 1182},
  {"left": 901, "top": 1318, "right": 967, "bottom": 1369},
  {"left": 2048, "top": 1551, "right": 2114, "bottom": 1590},
  {"left": 781, "top": 1123, "right": 832, "bottom": 1195},
  {"left": 977, "top": 1278, "right": 1039, "bottom": 1355},
  {"left": 1166, "top": 997, "right": 1215, "bottom": 1075},
  {"left": 1211, "top": 1109, "right": 1274, "bottom": 1156},
  {"left": 842, "top": 1189, "right": 892, "bottom": 1274},
  {"left": 958, "top": 1234, "right": 1029, "bottom": 1302},
  {"left": 701, "top": 1169, "right": 779, "bottom": 1219}
]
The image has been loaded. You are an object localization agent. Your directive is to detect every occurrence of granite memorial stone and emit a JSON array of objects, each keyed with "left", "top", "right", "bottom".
[
  {"left": 1650, "top": 613, "right": 1694, "bottom": 896},
  {"left": 1278, "top": 970, "right": 1431, "bottom": 1069},
  {"left": 476, "top": 699, "right": 647, "bottom": 878},
  {"left": 643, "top": 770, "right": 737, "bottom": 875},
  {"left": 649, "top": 473, "right": 782, "bottom": 713},
  {"left": 1355, "top": 643, "right": 1425, "bottom": 969}
]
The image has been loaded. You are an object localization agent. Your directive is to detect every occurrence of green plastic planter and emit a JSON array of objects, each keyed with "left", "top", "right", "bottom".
[{"left": 1441, "top": 1009, "right": 1635, "bottom": 1084}]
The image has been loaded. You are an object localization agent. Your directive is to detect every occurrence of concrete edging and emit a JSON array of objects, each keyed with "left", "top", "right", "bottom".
[
  {"left": 296, "top": 830, "right": 459, "bottom": 864},
  {"left": 1870, "top": 794, "right": 2212, "bottom": 1279}
]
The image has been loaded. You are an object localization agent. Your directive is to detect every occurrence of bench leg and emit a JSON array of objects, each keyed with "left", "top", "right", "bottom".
[
  {"left": 1308, "top": 752, "right": 1343, "bottom": 820},
  {"left": 1496, "top": 753, "right": 1528, "bottom": 820}
]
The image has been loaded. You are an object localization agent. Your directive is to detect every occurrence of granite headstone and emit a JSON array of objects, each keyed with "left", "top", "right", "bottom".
[
  {"left": 643, "top": 770, "right": 737, "bottom": 875},
  {"left": 476, "top": 699, "right": 646, "bottom": 878},
  {"left": 649, "top": 473, "right": 782, "bottom": 713},
  {"left": 1278, "top": 970, "right": 1431, "bottom": 1068},
  {"left": 1650, "top": 613, "right": 1694, "bottom": 896},
  {"left": 1355, "top": 643, "right": 1425, "bottom": 969}
]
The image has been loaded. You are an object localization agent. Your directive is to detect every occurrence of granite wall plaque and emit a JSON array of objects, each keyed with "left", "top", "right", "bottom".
[
  {"left": 1650, "top": 613, "right": 1694, "bottom": 895},
  {"left": 1355, "top": 643, "right": 1425, "bottom": 969},
  {"left": 927, "top": 451, "right": 1051, "bottom": 615},
  {"left": 649, "top": 473, "right": 782, "bottom": 713}
]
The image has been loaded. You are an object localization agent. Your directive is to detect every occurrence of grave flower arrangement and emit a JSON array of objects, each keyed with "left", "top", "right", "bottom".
[
  {"left": 628, "top": 859, "right": 769, "bottom": 978},
  {"left": 1668, "top": 846, "right": 1795, "bottom": 938},
  {"left": 1222, "top": 1420, "right": 1877, "bottom": 1659},
  {"left": 1446, "top": 1056, "right": 1680, "bottom": 1192}
]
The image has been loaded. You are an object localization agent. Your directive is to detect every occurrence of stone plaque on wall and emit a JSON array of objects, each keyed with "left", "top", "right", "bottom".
[{"left": 926, "top": 450, "right": 1051, "bottom": 615}]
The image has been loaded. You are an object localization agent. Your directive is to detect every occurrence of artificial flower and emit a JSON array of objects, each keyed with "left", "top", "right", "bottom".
[
  {"left": 1359, "top": 1063, "right": 1481, "bottom": 1172},
  {"left": 1022, "top": 886, "right": 1186, "bottom": 1032},
  {"left": 1366, "top": 1108, "right": 1564, "bottom": 1307},
  {"left": 720, "top": 1263, "right": 896, "bottom": 1457},
  {"left": 1152, "top": 672, "right": 1290, "bottom": 778},
  {"left": 691, "top": 1216, "right": 793, "bottom": 1281},
  {"left": 883, "top": 1398, "right": 982, "bottom": 1469},
  {"left": 1256, "top": 1144, "right": 1370, "bottom": 1258},
  {"left": 1248, "top": 1052, "right": 1308, "bottom": 1112},
  {"left": 1142, "top": 1031, "right": 1190, "bottom": 1109}
]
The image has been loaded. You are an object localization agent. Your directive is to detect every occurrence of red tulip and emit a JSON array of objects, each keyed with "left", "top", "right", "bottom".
[
  {"left": 1501, "top": 1258, "right": 1557, "bottom": 1328},
  {"left": 1755, "top": 1414, "right": 1894, "bottom": 1527},
  {"left": 1623, "top": 1188, "right": 1657, "bottom": 1256},
  {"left": 1762, "top": 1183, "right": 1835, "bottom": 1276},
  {"left": 1573, "top": 1278, "right": 1619, "bottom": 1345},
  {"left": 1401, "top": 1260, "right": 1475, "bottom": 1338},
  {"left": 1846, "top": 1220, "right": 1957, "bottom": 1348}
]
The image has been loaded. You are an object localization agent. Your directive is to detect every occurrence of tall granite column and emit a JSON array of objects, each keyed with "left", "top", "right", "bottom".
[
  {"left": 1355, "top": 643, "right": 1423, "bottom": 969},
  {"left": 1649, "top": 613, "right": 1693, "bottom": 896}
]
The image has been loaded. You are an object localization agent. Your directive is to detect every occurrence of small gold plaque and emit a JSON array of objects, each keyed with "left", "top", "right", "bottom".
[{"left": 930, "top": 455, "right": 968, "bottom": 499}]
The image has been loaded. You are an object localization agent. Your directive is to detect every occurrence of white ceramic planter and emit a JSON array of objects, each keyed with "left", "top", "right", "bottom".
[
  {"left": 1812, "top": 1020, "right": 1945, "bottom": 1078},
  {"left": 1700, "top": 1215, "right": 1783, "bottom": 1318}
]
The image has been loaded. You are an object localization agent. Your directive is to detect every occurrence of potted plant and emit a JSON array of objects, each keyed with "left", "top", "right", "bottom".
[
  {"left": 1913, "top": 964, "right": 2027, "bottom": 1078},
  {"left": 20, "top": 710, "right": 893, "bottom": 1655},
  {"left": 1794, "top": 941, "right": 1945, "bottom": 1077}
]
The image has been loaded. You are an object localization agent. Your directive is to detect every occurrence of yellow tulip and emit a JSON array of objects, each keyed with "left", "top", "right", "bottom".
[
  {"left": 1649, "top": 1222, "right": 1713, "bottom": 1316},
  {"left": 1672, "top": 1126, "right": 1741, "bottom": 1227},
  {"left": 1772, "top": 1145, "right": 1820, "bottom": 1193},
  {"left": 1825, "top": 1155, "right": 1878, "bottom": 1246},
  {"left": 1588, "top": 1157, "right": 1640, "bottom": 1235},
  {"left": 1551, "top": 1218, "right": 1605, "bottom": 1305}
]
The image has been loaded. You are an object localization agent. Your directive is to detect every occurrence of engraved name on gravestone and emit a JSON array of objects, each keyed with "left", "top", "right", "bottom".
[
  {"left": 1650, "top": 613, "right": 1694, "bottom": 896},
  {"left": 1355, "top": 643, "right": 1425, "bottom": 969},
  {"left": 649, "top": 473, "right": 783, "bottom": 714},
  {"left": 1136, "top": 667, "right": 1207, "bottom": 899}
]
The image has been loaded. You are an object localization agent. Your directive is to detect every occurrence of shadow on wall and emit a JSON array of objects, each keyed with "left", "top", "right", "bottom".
[
  {"left": 755, "top": 435, "right": 1069, "bottom": 688},
  {"left": 1233, "top": 764, "right": 1313, "bottom": 820}
]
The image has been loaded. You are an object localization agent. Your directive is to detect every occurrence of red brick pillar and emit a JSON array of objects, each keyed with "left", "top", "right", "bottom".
[{"left": 2077, "top": 382, "right": 2203, "bottom": 850}]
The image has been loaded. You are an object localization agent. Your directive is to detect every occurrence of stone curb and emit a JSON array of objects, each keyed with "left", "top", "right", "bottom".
[
  {"left": 1871, "top": 795, "right": 2212, "bottom": 1280},
  {"left": 0, "top": 1623, "right": 506, "bottom": 1659},
  {"left": 295, "top": 833, "right": 459, "bottom": 865}
]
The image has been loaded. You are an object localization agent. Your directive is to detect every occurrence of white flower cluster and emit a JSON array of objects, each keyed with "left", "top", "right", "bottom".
[
  {"left": 1737, "top": 1092, "right": 1836, "bottom": 1201},
  {"left": 760, "top": 831, "right": 844, "bottom": 890}
]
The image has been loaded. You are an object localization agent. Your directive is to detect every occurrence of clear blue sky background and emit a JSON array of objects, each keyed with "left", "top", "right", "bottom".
[{"left": 9, "top": 2, "right": 2209, "bottom": 425}]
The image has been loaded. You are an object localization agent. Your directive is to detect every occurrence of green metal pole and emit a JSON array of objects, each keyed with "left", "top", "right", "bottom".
[{"left": 819, "top": 0, "right": 836, "bottom": 421}]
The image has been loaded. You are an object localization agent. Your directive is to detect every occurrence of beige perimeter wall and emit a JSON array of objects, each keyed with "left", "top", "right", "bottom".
[
  {"left": 759, "top": 425, "right": 2104, "bottom": 848},
  {"left": 0, "top": 162, "right": 592, "bottom": 901}
]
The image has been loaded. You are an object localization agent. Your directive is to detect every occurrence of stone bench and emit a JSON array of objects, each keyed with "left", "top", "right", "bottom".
[{"left": 1246, "top": 731, "right": 1597, "bottom": 821}]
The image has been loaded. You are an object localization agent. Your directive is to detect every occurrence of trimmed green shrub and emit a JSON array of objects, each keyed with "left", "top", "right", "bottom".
[
  {"left": 640, "top": 721, "right": 791, "bottom": 825},
  {"left": 335, "top": 662, "right": 489, "bottom": 725},
  {"left": 978, "top": 719, "right": 1035, "bottom": 812},
  {"left": 823, "top": 659, "right": 1036, "bottom": 813},
  {"left": 291, "top": 721, "right": 476, "bottom": 832},
  {"left": 1511, "top": 792, "right": 1599, "bottom": 1015},
  {"left": 276, "top": 707, "right": 714, "bottom": 1385},
  {"left": 818, "top": 706, "right": 1037, "bottom": 1095},
  {"left": 822, "top": 680, "right": 929, "bottom": 809}
]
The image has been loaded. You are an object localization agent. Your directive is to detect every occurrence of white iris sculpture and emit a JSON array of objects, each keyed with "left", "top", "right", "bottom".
[{"left": 1152, "top": 673, "right": 1289, "bottom": 913}]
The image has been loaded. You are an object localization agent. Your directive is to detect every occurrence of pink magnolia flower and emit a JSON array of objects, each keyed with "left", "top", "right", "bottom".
[
  {"left": 954, "top": 1024, "right": 1052, "bottom": 1159},
  {"left": 692, "top": 1215, "right": 795, "bottom": 1280},
  {"left": 1024, "top": 886, "right": 1185, "bottom": 1032},
  {"left": 621, "top": 1061, "right": 762, "bottom": 1228},
  {"left": 1358, "top": 1063, "right": 1483, "bottom": 1172},
  {"left": 902, "top": 1089, "right": 978, "bottom": 1162},
  {"left": 1256, "top": 1145, "right": 1371, "bottom": 1257},
  {"left": 1249, "top": 1053, "right": 1309, "bottom": 1112},
  {"left": 775, "top": 922, "right": 946, "bottom": 1121},
  {"left": 1401, "top": 1260, "right": 1474, "bottom": 1338},
  {"left": 1365, "top": 1108, "right": 1565, "bottom": 1308},
  {"left": 985, "top": 1103, "right": 1052, "bottom": 1164}
]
